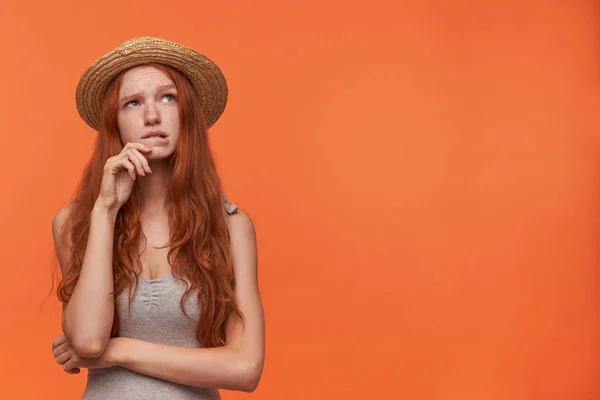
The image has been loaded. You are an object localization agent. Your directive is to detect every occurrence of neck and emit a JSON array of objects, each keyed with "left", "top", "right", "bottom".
[{"left": 136, "top": 159, "right": 173, "bottom": 217}]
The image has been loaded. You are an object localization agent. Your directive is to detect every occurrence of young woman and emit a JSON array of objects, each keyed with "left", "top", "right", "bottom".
[{"left": 50, "top": 37, "right": 264, "bottom": 399}]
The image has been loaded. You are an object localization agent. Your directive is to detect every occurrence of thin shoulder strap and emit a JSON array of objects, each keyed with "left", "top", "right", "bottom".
[{"left": 222, "top": 192, "right": 238, "bottom": 215}]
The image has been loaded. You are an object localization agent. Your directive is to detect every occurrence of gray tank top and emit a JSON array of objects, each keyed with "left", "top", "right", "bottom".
[{"left": 82, "top": 194, "right": 238, "bottom": 400}]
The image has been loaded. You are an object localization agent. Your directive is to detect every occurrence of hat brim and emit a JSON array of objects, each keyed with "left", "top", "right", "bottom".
[{"left": 75, "top": 36, "right": 228, "bottom": 131}]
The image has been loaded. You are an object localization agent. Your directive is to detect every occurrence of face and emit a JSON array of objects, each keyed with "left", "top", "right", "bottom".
[{"left": 116, "top": 65, "right": 180, "bottom": 159}]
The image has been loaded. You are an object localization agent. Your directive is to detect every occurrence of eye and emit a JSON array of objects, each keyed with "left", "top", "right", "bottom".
[
  {"left": 125, "top": 100, "right": 139, "bottom": 107},
  {"left": 163, "top": 93, "right": 177, "bottom": 102}
]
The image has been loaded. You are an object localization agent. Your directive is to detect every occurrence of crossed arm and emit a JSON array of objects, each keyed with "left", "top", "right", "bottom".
[{"left": 52, "top": 210, "right": 265, "bottom": 392}]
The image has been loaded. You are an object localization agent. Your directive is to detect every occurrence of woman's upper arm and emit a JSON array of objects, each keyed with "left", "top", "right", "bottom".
[
  {"left": 225, "top": 210, "right": 265, "bottom": 368},
  {"left": 52, "top": 205, "right": 73, "bottom": 318}
]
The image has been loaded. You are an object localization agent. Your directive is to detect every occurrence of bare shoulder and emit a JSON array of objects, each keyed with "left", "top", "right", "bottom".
[
  {"left": 226, "top": 208, "right": 258, "bottom": 277},
  {"left": 222, "top": 194, "right": 257, "bottom": 267},
  {"left": 227, "top": 208, "right": 256, "bottom": 242}
]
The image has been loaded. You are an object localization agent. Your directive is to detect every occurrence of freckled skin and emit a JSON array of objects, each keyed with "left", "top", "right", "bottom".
[{"left": 117, "top": 65, "right": 180, "bottom": 162}]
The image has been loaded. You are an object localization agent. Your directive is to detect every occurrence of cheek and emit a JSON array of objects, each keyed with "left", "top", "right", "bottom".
[
  {"left": 167, "top": 109, "right": 180, "bottom": 135},
  {"left": 167, "top": 107, "right": 179, "bottom": 123},
  {"left": 117, "top": 113, "right": 136, "bottom": 140}
]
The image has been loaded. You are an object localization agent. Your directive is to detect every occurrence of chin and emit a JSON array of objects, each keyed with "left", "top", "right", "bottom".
[{"left": 146, "top": 148, "right": 174, "bottom": 160}]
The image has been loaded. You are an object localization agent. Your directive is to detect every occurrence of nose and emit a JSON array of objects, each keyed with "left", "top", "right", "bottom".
[{"left": 144, "top": 103, "right": 161, "bottom": 126}]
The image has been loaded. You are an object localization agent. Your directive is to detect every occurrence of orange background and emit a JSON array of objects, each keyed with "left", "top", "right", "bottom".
[{"left": 0, "top": 0, "right": 598, "bottom": 399}]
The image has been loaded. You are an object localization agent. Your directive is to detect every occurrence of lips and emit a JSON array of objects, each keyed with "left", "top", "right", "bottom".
[{"left": 142, "top": 130, "right": 168, "bottom": 139}]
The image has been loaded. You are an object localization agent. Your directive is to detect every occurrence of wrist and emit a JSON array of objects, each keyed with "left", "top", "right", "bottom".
[
  {"left": 105, "top": 337, "right": 128, "bottom": 367},
  {"left": 92, "top": 202, "right": 119, "bottom": 220}
]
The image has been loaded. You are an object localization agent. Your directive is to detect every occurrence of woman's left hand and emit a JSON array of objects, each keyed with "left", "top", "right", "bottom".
[{"left": 52, "top": 334, "right": 117, "bottom": 373}]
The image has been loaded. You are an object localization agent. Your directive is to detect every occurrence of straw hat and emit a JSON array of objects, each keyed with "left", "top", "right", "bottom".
[{"left": 75, "top": 36, "right": 228, "bottom": 131}]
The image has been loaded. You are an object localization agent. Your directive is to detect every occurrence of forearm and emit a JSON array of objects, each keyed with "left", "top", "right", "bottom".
[
  {"left": 109, "top": 337, "right": 262, "bottom": 392},
  {"left": 63, "top": 205, "right": 118, "bottom": 356}
]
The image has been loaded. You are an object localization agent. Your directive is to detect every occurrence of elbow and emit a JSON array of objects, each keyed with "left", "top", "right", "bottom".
[
  {"left": 63, "top": 320, "right": 110, "bottom": 358},
  {"left": 238, "top": 358, "right": 264, "bottom": 393},
  {"left": 62, "top": 315, "right": 111, "bottom": 358},
  {"left": 71, "top": 336, "right": 108, "bottom": 358}
]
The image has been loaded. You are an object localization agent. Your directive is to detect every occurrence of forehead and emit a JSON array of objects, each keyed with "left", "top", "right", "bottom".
[{"left": 118, "top": 65, "right": 174, "bottom": 95}]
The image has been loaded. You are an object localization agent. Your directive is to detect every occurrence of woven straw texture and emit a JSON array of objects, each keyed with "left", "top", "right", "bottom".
[{"left": 75, "top": 36, "right": 228, "bottom": 130}]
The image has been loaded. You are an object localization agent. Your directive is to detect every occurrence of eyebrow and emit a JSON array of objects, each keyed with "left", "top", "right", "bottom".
[{"left": 119, "top": 83, "right": 177, "bottom": 104}]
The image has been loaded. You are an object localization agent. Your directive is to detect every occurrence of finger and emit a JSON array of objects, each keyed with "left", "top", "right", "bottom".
[
  {"left": 63, "top": 358, "right": 73, "bottom": 371},
  {"left": 56, "top": 349, "right": 72, "bottom": 365},
  {"left": 131, "top": 148, "right": 152, "bottom": 173},
  {"left": 125, "top": 149, "right": 146, "bottom": 176},
  {"left": 65, "top": 367, "right": 81, "bottom": 375},
  {"left": 121, "top": 157, "right": 137, "bottom": 180},
  {"left": 63, "top": 357, "right": 80, "bottom": 373},
  {"left": 52, "top": 334, "right": 67, "bottom": 349},
  {"left": 105, "top": 154, "right": 135, "bottom": 180},
  {"left": 126, "top": 149, "right": 147, "bottom": 175},
  {"left": 124, "top": 141, "right": 152, "bottom": 153},
  {"left": 52, "top": 341, "right": 69, "bottom": 357}
]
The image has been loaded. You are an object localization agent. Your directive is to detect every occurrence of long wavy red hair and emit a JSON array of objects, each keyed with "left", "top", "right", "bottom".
[{"left": 52, "top": 63, "right": 242, "bottom": 347}]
